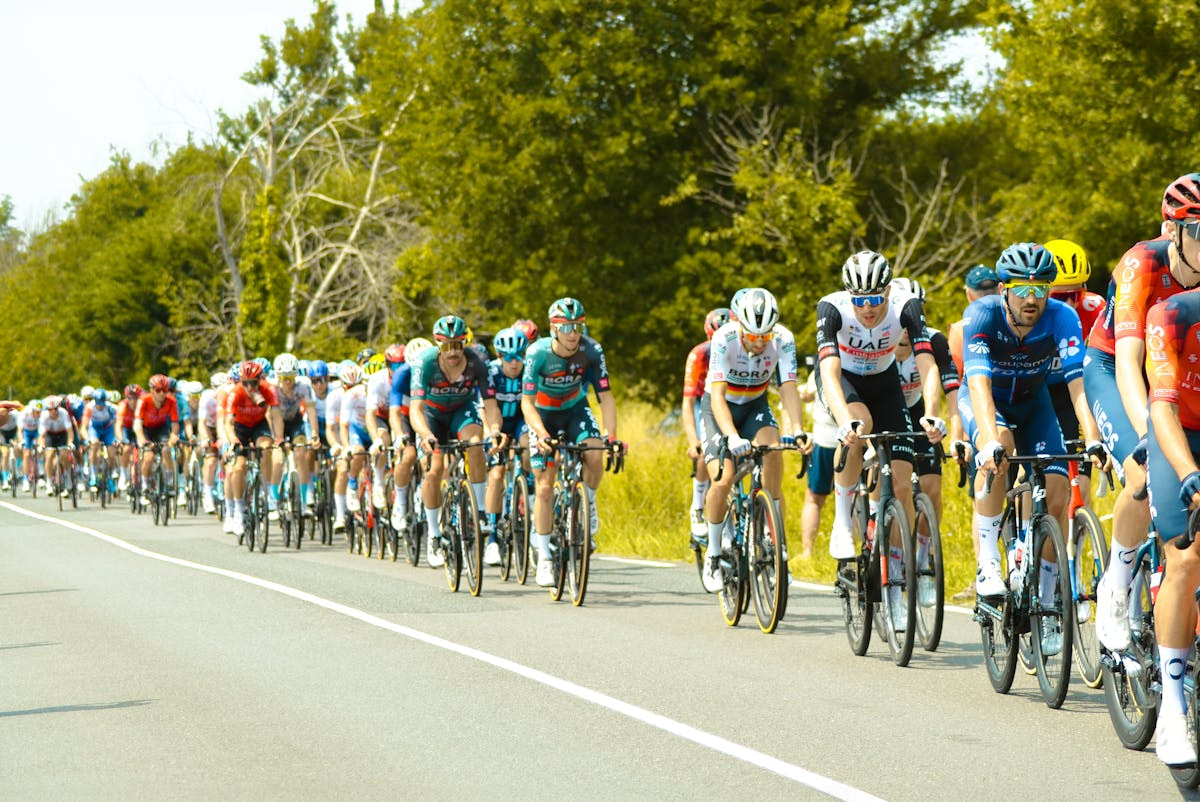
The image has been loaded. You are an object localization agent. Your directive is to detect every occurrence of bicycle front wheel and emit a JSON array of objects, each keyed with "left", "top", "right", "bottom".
[
  {"left": 838, "top": 490, "right": 872, "bottom": 655},
  {"left": 1102, "top": 555, "right": 1157, "bottom": 750},
  {"left": 749, "top": 489, "right": 786, "bottom": 634},
  {"left": 1030, "top": 515, "right": 1074, "bottom": 708},
  {"left": 877, "top": 497, "right": 916, "bottom": 667},
  {"left": 291, "top": 471, "right": 305, "bottom": 549},
  {"left": 1172, "top": 660, "right": 1200, "bottom": 789},
  {"left": 460, "top": 480, "right": 484, "bottom": 597},
  {"left": 512, "top": 472, "right": 531, "bottom": 584},
  {"left": 442, "top": 486, "right": 462, "bottom": 592},
  {"left": 245, "top": 476, "right": 261, "bottom": 552},
  {"left": 567, "top": 480, "right": 591, "bottom": 606},
  {"left": 255, "top": 475, "right": 270, "bottom": 553},
  {"left": 1071, "top": 506, "right": 1108, "bottom": 688},
  {"left": 913, "top": 492, "right": 944, "bottom": 652}
]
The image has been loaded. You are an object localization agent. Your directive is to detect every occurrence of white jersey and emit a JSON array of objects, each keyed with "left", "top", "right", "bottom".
[
  {"left": 365, "top": 371, "right": 391, "bottom": 421},
  {"left": 803, "top": 372, "right": 838, "bottom": 449},
  {"left": 704, "top": 321, "right": 799, "bottom": 405},
  {"left": 325, "top": 385, "right": 344, "bottom": 427},
  {"left": 277, "top": 377, "right": 314, "bottom": 422},
  {"left": 198, "top": 389, "right": 220, "bottom": 429},
  {"left": 339, "top": 385, "right": 368, "bottom": 429},
  {"left": 20, "top": 410, "right": 40, "bottom": 432},
  {"left": 312, "top": 383, "right": 329, "bottom": 420},
  {"left": 814, "top": 285, "right": 929, "bottom": 377},
  {"left": 38, "top": 408, "right": 73, "bottom": 434}
]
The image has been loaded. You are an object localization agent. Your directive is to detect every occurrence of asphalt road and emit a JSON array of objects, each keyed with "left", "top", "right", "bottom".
[{"left": 1, "top": 494, "right": 1195, "bottom": 800}]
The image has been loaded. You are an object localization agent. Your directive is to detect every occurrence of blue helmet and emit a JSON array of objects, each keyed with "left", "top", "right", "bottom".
[
  {"left": 229, "top": 362, "right": 242, "bottom": 382},
  {"left": 492, "top": 327, "right": 528, "bottom": 359},
  {"left": 996, "top": 243, "right": 1057, "bottom": 283},
  {"left": 94, "top": 389, "right": 108, "bottom": 405},
  {"left": 308, "top": 359, "right": 329, "bottom": 380}
]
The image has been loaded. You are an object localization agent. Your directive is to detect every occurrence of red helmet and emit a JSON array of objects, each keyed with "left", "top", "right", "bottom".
[
  {"left": 240, "top": 360, "right": 264, "bottom": 381},
  {"left": 149, "top": 374, "right": 171, "bottom": 392},
  {"left": 704, "top": 307, "right": 732, "bottom": 339},
  {"left": 1163, "top": 173, "right": 1200, "bottom": 221},
  {"left": 384, "top": 343, "right": 405, "bottom": 366},
  {"left": 124, "top": 384, "right": 142, "bottom": 399},
  {"left": 512, "top": 318, "right": 539, "bottom": 341}
]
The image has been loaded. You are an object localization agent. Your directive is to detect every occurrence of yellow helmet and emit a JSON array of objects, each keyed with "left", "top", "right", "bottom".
[
  {"left": 464, "top": 326, "right": 475, "bottom": 346},
  {"left": 1043, "top": 239, "right": 1090, "bottom": 286},
  {"left": 363, "top": 354, "right": 386, "bottom": 376}
]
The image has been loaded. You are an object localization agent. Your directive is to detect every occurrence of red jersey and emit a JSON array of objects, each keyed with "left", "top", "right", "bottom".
[
  {"left": 136, "top": 394, "right": 179, "bottom": 429},
  {"left": 1146, "top": 290, "right": 1200, "bottom": 430},
  {"left": 948, "top": 319, "right": 965, "bottom": 382},
  {"left": 683, "top": 341, "right": 710, "bottom": 399},
  {"left": 1088, "top": 238, "right": 1183, "bottom": 355},
  {"left": 224, "top": 381, "right": 279, "bottom": 427},
  {"left": 118, "top": 395, "right": 140, "bottom": 428}
]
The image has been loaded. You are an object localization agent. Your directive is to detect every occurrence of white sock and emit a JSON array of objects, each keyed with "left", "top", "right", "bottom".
[
  {"left": 234, "top": 499, "right": 244, "bottom": 517},
  {"left": 1108, "top": 545, "right": 1139, "bottom": 590},
  {"left": 691, "top": 478, "right": 708, "bottom": 510},
  {"left": 372, "top": 464, "right": 384, "bottom": 486},
  {"left": 1039, "top": 559, "right": 1058, "bottom": 604},
  {"left": 426, "top": 505, "right": 442, "bottom": 541},
  {"left": 706, "top": 519, "right": 726, "bottom": 559},
  {"left": 1161, "top": 646, "right": 1190, "bottom": 717},
  {"left": 832, "top": 483, "right": 856, "bottom": 530},
  {"left": 471, "top": 481, "right": 487, "bottom": 511},
  {"left": 975, "top": 512, "right": 1003, "bottom": 564},
  {"left": 334, "top": 494, "right": 346, "bottom": 517},
  {"left": 536, "top": 531, "right": 551, "bottom": 555},
  {"left": 396, "top": 486, "right": 409, "bottom": 514}
]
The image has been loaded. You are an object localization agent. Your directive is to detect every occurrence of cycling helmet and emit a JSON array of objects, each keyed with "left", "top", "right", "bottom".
[
  {"left": 297, "top": 359, "right": 310, "bottom": 377},
  {"left": 308, "top": 359, "right": 330, "bottom": 380},
  {"left": 384, "top": 343, "right": 405, "bottom": 366},
  {"left": 45, "top": 395, "right": 61, "bottom": 410},
  {"left": 362, "top": 355, "right": 385, "bottom": 376},
  {"left": 149, "top": 374, "right": 171, "bottom": 393},
  {"left": 1043, "top": 239, "right": 1091, "bottom": 286},
  {"left": 730, "top": 288, "right": 779, "bottom": 335},
  {"left": 890, "top": 277, "right": 926, "bottom": 302},
  {"left": 210, "top": 372, "right": 229, "bottom": 389},
  {"left": 274, "top": 352, "right": 299, "bottom": 376},
  {"left": 239, "top": 360, "right": 264, "bottom": 382},
  {"left": 184, "top": 380, "right": 204, "bottom": 396},
  {"left": 996, "top": 242, "right": 1058, "bottom": 283},
  {"left": 66, "top": 394, "right": 81, "bottom": 408},
  {"left": 492, "top": 327, "right": 528, "bottom": 359},
  {"left": 124, "top": 384, "right": 142, "bottom": 399},
  {"left": 464, "top": 327, "right": 475, "bottom": 346},
  {"left": 355, "top": 347, "right": 377, "bottom": 365},
  {"left": 433, "top": 315, "right": 469, "bottom": 341},
  {"left": 548, "top": 297, "right": 586, "bottom": 323},
  {"left": 512, "top": 318, "right": 540, "bottom": 341},
  {"left": 405, "top": 337, "right": 435, "bottom": 365},
  {"left": 704, "top": 307, "right": 732, "bottom": 339},
  {"left": 94, "top": 389, "right": 108, "bottom": 405},
  {"left": 338, "top": 362, "right": 361, "bottom": 386},
  {"left": 253, "top": 356, "right": 271, "bottom": 374},
  {"left": 1162, "top": 173, "right": 1200, "bottom": 221},
  {"left": 167, "top": 377, "right": 179, "bottom": 392},
  {"left": 842, "top": 250, "right": 893, "bottom": 294},
  {"left": 80, "top": 385, "right": 95, "bottom": 399},
  {"left": 29, "top": 399, "right": 43, "bottom": 413}
]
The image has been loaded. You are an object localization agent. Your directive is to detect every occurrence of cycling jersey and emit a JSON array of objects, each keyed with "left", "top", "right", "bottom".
[
  {"left": 38, "top": 408, "right": 73, "bottom": 435},
  {"left": 198, "top": 389, "right": 219, "bottom": 430},
  {"left": 488, "top": 358, "right": 524, "bottom": 434},
  {"left": 173, "top": 391, "right": 192, "bottom": 424},
  {"left": 962, "top": 294, "right": 1084, "bottom": 405},
  {"left": 325, "top": 385, "right": 344, "bottom": 429},
  {"left": 20, "top": 411, "right": 38, "bottom": 433},
  {"left": 815, "top": 285, "right": 930, "bottom": 377},
  {"left": 948, "top": 319, "right": 965, "bottom": 382},
  {"left": 135, "top": 395, "right": 179, "bottom": 430},
  {"left": 117, "top": 397, "right": 139, "bottom": 429},
  {"left": 82, "top": 400, "right": 117, "bottom": 430},
  {"left": 683, "top": 341, "right": 710, "bottom": 399},
  {"left": 1146, "top": 292, "right": 1200, "bottom": 429},
  {"left": 365, "top": 370, "right": 392, "bottom": 421},
  {"left": 386, "top": 364, "right": 412, "bottom": 417},
  {"left": 1087, "top": 238, "right": 1181, "bottom": 355},
  {"left": 224, "top": 382, "right": 277, "bottom": 428},
  {"left": 522, "top": 335, "right": 610, "bottom": 410},
  {"left": 705, "top": 321, "right": 798, "bottom": 404},
  {"left": 339, "top": 384, "right": 368, "bottom": 430},
  {"left": 897, "top": 328, "right": 958, "bottom": 407},
  {"left": 1047, "top": 295, "right": 1105, "bottom": 385},
  {"left": 276, "top": 378, "right": 313, "bottom": 423},
  {"left": 413, "top": 347, "right": 493, "bottom": 412}
]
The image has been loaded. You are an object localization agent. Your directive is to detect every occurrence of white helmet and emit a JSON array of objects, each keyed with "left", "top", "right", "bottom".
[
  {"left": 405, "top": 337, "right": 435, "bottom": 366},
  {"left": 338, "top": 362, "right": 361, "bottom": 387},
  {"left": 890, "top": 277, "right": 925, "bottom": 302},
  {"left": 274, "top": 352, "right": 299, "bottom": 375},
  {"left": 730, "top": 287, "right": 779, "bottom": 335},
  {"left": 842, "top": 251, "right": 893, "bottom": 294},
  {"left": 80, "top": 385, "right": 95, "bottom": 399},
  {"left": 210, "top": 372, "right": 230, "bottom": 389}
]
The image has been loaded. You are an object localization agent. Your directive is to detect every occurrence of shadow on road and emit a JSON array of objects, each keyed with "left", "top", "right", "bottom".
[{"left": 0, "top": 699, "right": 153, "bottom": 718}]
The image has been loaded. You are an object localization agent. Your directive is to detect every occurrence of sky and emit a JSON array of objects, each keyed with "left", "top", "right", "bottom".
[{"left": 0, "top": 1, "right": 415, "bottom": 230}]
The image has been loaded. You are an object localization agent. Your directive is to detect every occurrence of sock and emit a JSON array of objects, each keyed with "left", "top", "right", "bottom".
[
  {"left": 586, "top": 484, "right": 597, "bottom": 508},
  {"left": 488, "top": 513, "right": 499, "bottom": 541},
  {"left": 234, "top": 499, "right": 245, "bottom": 517},
  {"left": 1039, "top": 559, "right": 1059, "bottom": 604},
  {"left": 396, "top": 485, "right": 409, "bottom": 514},
  {"left": 372, "top": 464, "right": 385, "bottom": 487},
  {"left": 1108, "top": 545, "right": 1139, "bottom": 590},
  {"left": 348, "top": 478, "right": 358, "bottom": 494},
  {"left": 832, "top": 483, "right": 856, "bottom": 529},
  {"left": 691, "top": 478, "right": 708, "bottom": 510},
  {"left": 706, "top": 519, "right": 726, "bottom": 559},
  {"left": 889, "top": 546, "right": 903, "bottom": 579},
  {"left": 1161, "top": 646, "right": 1190, "bottom": 717},
  {"left": 536, "top": 531, "right": 551, "bottom": 555},
  {"left": 916, "top": 534, "right": 930, "bottom": 569},
  {"left": 334, "top": 493, "right": 346, "bottom": 517},
  {"left": 426, "top": 505, "right": 442, "bottom": 541},
  {"left": 471, "top": 481, "right": 487, "bottom": 512},
  {"left": 975, "top": 512, "right": 1003, "bottom": 565}
]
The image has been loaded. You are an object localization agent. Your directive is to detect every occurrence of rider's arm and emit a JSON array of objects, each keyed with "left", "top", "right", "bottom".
[
  {"left": 1069, "top": 376, "right": 1102, "bottom": 444},
  {"left": 482, "top": 397, "right": 503, "bottom": 440},
  {"left": 409, "top": 398, "right": 435, "bottom": 444},
  {"left": 708, "top": 382, "right": 738, "bottom": 440},
  {"left": 1115, "top": 337, "right": 1149, "bottom": 439},
  {"left": 817, "top": 356, "right": 852, "bottom": 428},
  {"left": 597, "top": 390, "right": 617, "bottom": 441},
  {"left": 1151, "top": 401, "right": 1199, "bottom": 486},
  {"left": 268, "top": 407, "right": 284, "bottom": 442},
  {"left": 777, "top": 380, "right": 803, "bottom": 437}
]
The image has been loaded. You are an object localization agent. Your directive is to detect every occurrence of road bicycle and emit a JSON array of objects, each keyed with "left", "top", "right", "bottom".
[
  {"left": 143, "top": 442, "right": 178, "bottom": 526},
  {"left": 278, "top": 441, "right": 306, "bottom": 549},
  {"left": 427, "top": 440, "right": 482, "bottom": 595},
  {"left": 974, "top": 449, "right": 1077, "bottom": 709},
  {"left": 495, "top": 440, "right": 532, "bottom": 584},
  {"left": 234, "top": 444, "right": 271, "bottom": 553},
  {"left": 345, "top": 448, "right": 385, "bottom": 558},
  {"left": 48, "top": 445, "right": 80, "bottom": 512},
  {"left": 311, "top": 446, "right": 334, "bottom": 545},
  {"left": 184, "top": 441, "right": 204, "bottom": 516},
  {"left": 706, "top": 440, "right": 796, "bottom": 632}
]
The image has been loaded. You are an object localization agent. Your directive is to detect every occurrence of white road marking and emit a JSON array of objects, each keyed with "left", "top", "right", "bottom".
[
  {"left": 2, "top": 501, "right": 882, "bottom": 802},
  {"left": 594, "top": 555, "right": 676, "bottom": 568}
]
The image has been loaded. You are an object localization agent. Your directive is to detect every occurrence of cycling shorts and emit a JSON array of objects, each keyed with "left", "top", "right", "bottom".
[
  {"left": 907, "top": 399, "right": 941, "bottom": 478},
  {"left": 44, "top": 431, "right": 70, "bottom": 450},
  {"left": 529, "top": 404, "right": 600, "bottom": 472},
  {"left": 142, "top": 424, "right": 170, "bottom": 445},
  {"left": 1049, "top": 381, "right": 1091, "bottom": 477},
  {"left": 282, "top": 416, "right": 307, "bottom": 445},
  {"left": 348, "top": 422, "right": 373, "bottom": 450},
  {"left": 1146, "top": 418, "right": 1200, "bottom": 543},
  {"left": 807, "top": 444, "right": 835, "bottom": 496},
  {"left": 815, "top": 363, "right": 914, "bottom": 464},
  {"left": 122, "top": 425, "right": 137, "bottom": 445},
  {"left": 698, "top": 394, "right": 777, "bottom": 464},
  {"left": 89, "top": 424, "right": 116, "bottom": 447},
  {"left": 22, "top": 429, "right": 37, "bottom": 450},
  {"left": 0, "top": 426, "right": 15, "bottom": 446},
  {"left": 233, "top": 420, "right": 272, "bottom": 446},
  {"left": 958, "top": 384, "right": 1068, "bottom": 479},
  {"left": 1083, "top": 346, "right": 1137, "bottom": 482}
]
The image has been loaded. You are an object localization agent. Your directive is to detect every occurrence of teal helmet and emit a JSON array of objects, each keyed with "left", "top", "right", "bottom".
[
  {"left": 433, "top": 315, "right": 468, "bottom": 341},
  {"left": 548, "top": 297, "right": 586, "bottom": 323}
]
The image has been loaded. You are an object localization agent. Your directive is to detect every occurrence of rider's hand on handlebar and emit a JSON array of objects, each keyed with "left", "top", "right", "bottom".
[
  {"left": 727, "top": 434, "right": 751, "bottom": 458},
  {"left": 919, "top": 415, "right": 947, "bottom": 445},
  {"left": 975, "top": 439, "right": 1005, "bottom": 473},
  {"left": 535, "top": 432, "right": 554, "bottom": 455},
  {"left": 950, "top": 439, "right": 972, "bottom": 464},
  {"left": 836, "top": 420, "right": 862, "bottom": 447},
  {"left": 1181, "top": 471, "right": 1200, "bottom": 509},
  {"left": 1131, "top": 433, "right": 1149, "bottom": 468},
  {"left": 1085, "top": 439, "right": 1111, "bottom": 472}
]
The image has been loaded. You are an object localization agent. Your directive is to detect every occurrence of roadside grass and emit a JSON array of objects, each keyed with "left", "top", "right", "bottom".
[{"left": 600, "top": 400, "right": 1115, "bottom": 604}]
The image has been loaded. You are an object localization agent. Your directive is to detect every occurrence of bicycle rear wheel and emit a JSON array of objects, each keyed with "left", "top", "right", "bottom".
[
  {"left": 187, "top": 459, "right": 201, "bottom": 515},
  {"left": 567, "top": 480, "right": 591, "bottom": 606},
  {"left": 1071, "top": 506, "right": 1108, "bottom": 688},
  {"left": 838, "top": 491, "right": 873, "bottom": 655},
  {"left": 1030, "top": 515, "right": 1074, "bottom": 708},
  {"left": 512, "top": 472, "right": 531, "bottom": 584},
  {"left": 291, "top": 471, "right": 304, "bottom": 549},
  {"left": 245, "top": 475, "right": 261, "bottom": 552},
  {"left": 151, "top": 465, "right": 163, "bottom": 525},
  {"left": 749, "top": 489, "right": 786, "bottom": 634},
  {"left": 461, "top": 480, "right": 484, "bottom": 597},
  {"left": 69, "top": 464, "right": 78, "bottom": 509},
  {"left": 1102, "top": 555, "right": 1158, "bottom": 750},
  {"left": 255, "top": 475, "right": 269, "bottom": 552},
  {"left": 913, "top": 492, "right": 944, "bottom": 652},
  {"left": 280, "top": 476, "right": 295, "bottom": 549},
  {"left": 876, "top": 497, "right": 916, "bottom": 667}
]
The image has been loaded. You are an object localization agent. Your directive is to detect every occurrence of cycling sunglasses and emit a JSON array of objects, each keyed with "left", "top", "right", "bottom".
[
  {"left": 1007, "top": 282, "right": 1051, "bottom": 299},
  {"left": 850, "top": 293, "right": 886, "bottom": 308},
  {"left": 499, "top": 352, "right": 526, "bottom": 362},
  {"left": 1181, "top": 219, "right": 1200, "bottom": 240},
  {"left": 742, "top": 329, "right": 774, "bottom": 344},
  {"left": 437, "top": 340, "right": 465, "bottom": 352},
  {"left": 1050, "top": 289, "right": 1081, "bottom": 306},
  {"left": 555, "top": 322, "right": 584, "bottom": 334}
]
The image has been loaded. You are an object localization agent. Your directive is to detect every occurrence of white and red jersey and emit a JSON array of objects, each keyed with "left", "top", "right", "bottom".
[
  {"left": 198, "top": 389, "right": 220, "bottom": 430},
  {"left": 339, "top": 384, "right": 368, "bottom": 429},
  {"left": 705, "top": 321, "right": 799, "bottom": 405},
  {"left": 365, "top": 370, "right": 391, "bottom": 420},
  {"left": 38, "top": 408, "right": 73, "bottom": 435},
  {"left": 814, "top": 285, "right": 930, "bottom": 377}
]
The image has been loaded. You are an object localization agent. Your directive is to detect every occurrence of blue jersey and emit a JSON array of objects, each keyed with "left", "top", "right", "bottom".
[
  {"left": 387, "top": 364, "right": 412, "bottom": 410},
  {"left": 962, "top": 294, "right": 1084, "bottom": 406},
  {"left": 174, "top": 391, "right": 192, "bottom": 422},
  {"left": 488, "top": 359, "right": 524, "bottom": 426}
]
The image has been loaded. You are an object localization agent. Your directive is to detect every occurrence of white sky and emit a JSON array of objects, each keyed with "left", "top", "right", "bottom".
[{"left": 0, "top": 1, "right": 415, "bottom": 230}]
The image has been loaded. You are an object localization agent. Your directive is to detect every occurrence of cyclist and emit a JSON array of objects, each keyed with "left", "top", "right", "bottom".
[
  {"left": 365, "top": 344, "right": 406, "bottom": 515},
  {"left": 305, "top": 358, "right": 332, "bottom": 516},
  {"left": 1093, "top": 174, "right": 1200, "bottom": 653},
  {"left": 338, "top": 359, "right": 372, "bottom": 516},
  {"left": 81, "top": 388, "right": 119, "bottom": 492},
  {"left": 1143, "top": 287, "right": 1200, "bottom": 766},
  {"left": 222, "top": 360, "right": 283, "bottom": 537},
  {"left": 273, "top": 352, "right": 318, "bottom": 516},
  {"left": 948, "top": 265, "right": 1001, "bottom": 382},
  {"left": 19, "top": 399, "right": 42, "bottom": 492},
  {"left": 817, "top": 252, "right": 945, "bottom": 568},
  {"left": 196, "top": 373, "right": 226, "bottom": 514},
  {"left": 961, "top": 244, "right": 1104, "bottom": 621},
  {"left": 0, "top": 400, "right": 20, "bottom": 490},
  {"left": 797, "top": 368, "right": 837, "bottom": 561},
  {"left": 327, "top": 361, "right": 355, "bottom": 531},
  {"left": 132, "top": 374, "right": 181, "bottom": 505},
  {"left": 116, "top": 385, "right": 143, "bottom": 491},
  {"left": 697, "top": 287, "right": 809, "bottom": 592},
  {"left": 682, "top": 308, "right": 731, "bottom": 545},
  {"left": 38, "top": 396, "right": 76, "bottom": 496},
  {"left": 482, "top": 326, "right": 530, "bottom": 565},
  {"left": 410, "top": 315, "right": 500, "bottom": 568},
  {"left": 388, "top": 339, "right": 433, "bottom": 532}
]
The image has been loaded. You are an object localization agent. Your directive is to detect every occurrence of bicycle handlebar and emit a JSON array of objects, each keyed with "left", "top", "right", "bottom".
[{"left": 712, "top": 439, "right": 805, "bottom": 483}]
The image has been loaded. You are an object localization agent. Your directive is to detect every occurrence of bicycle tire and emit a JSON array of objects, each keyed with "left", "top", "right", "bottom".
[
  {"left": 69, "top": 464, "right": 78, "bottom": 509},
  {"left": 383, "top": 475, "right": 398, "bottom": 561},
  {"left": 913, "top": 492, "right": 944, "bottom": 652},
  {"left": 98, "top": 462, "right": 109, "bottom": 509},
  {"left": 362, "top": 483, "right": 375, "bottom": 558},
  {"left": 838, "top": 490, "right": 873, "bottom": 655},
  {"left": 1030, "top": 515, "right": 1074, "bottom": 709},
  {"left": 512, "top": 472, "right": 530, "bottom": 584},
  {"left": 255, "top": 474, "right": 270, "bottom": 553},
  {"left": 567, "top": 480, "right": 590, "bottom": 606},
  {"left": 56, "top": 465, "right": 64, "bottom": 512},
  {"left": 442, "top": 486, "right": 463, "bottom": 592},
  {"left": 876, "top": 496, "right": 916, "bottom": 667},
  {"left": 461, "top": 480, "right": 484, "bottom": 597},
  {"left": 749, "top": 489, "right": 786, "bottom": 634},
  {"left": 1101, "top": 555, "right": 1158, "bottom": 750},
  {"left": 245, "top": 473, "right": 260, "bottom": 552},
  {"left": 550, "top": 531, "right": 568, "bottom": 603},
  {"left": 405, "top": 482, "right": 423, "bottom": 567},
  {"left": 1172, "top": 661, "right": 1200, "bottom": 789},
  {"left": 292, "top": 470, "right": 305, "bottom": 549},
  {"left": 979, "top": 504, "right": 1019, "bottom": 693},
  {"left": 187, "top": 459, "right": 201, "bottom": 516},
  {"left": 149, "top": 465, "right": 162, "bottom": 525},
  {"left": 1070, "top": 506, "right": 1108, "bottom": 688},
  {"left": 718, "top": 500, "right": 747, "bottom": 627}
]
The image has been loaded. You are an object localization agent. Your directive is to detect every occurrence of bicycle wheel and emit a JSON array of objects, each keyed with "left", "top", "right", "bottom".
[
  {"left": 245, "top": 476, "right": 260, "bottom": 552},
  {"left": 187, "top": 459, "right": 201, "bottom": 515},
  {"left": 316, "top": 466, "right": 331, "bottom": 544},
  {"left": 1102, "top": 555, "right": 1158, "bottom": 750},
  {"left": 384, "top": 476, "right": 398, "bottom": 561},
  {"left": 363, "top": 484, "right": 375, "bottom": 558},
  {"left": 150, "top": 466, "right": 162, "bottom": 525},
  {"left": 567, "top": 480, "right": 591, "bottom": 606},
  {"left": 442, "top": 487, "right": 463, "bottom": 592},
  {"left": 749, "top": 489, "right": 787, "bottom": 634},
  {"left": 1030, "top": 515, "right": 1074, "bottom": 708},
  {"left": 98, "top": 462, "right": 109, "bottom": 509},
  {"left": 69, "top": 464, "right": 78, "bottom": 509},
  {"left": 913, "top": 492, "right": 944, "bottom": 652},
  {"left": 876, "top": 496, "right": 916, "bottom": 667},
  {"left": 291, "top": 471, "right": 305, "bottom": 549},
  {"left": 255, "top": 475, "right": 269, "bottom": 553},
  {"left": 280, "top": 477, "right": 294, "bottom": 549},
  {"left": 718, "top": 505, "right": 747, "bottom": 626},
  {"left": 405, "top": 493, "right": 423, "bottom": 567},
  {"left": 980, "top": 509, "right": 1019, "bottom": 693},
  {"left": 512, "top": 472, "right": 530, "bottom": 584},
  {"left": 1071, "top": 506, "right": 1108, "bottom": 689},
  {"left": 460, "top": 480, "right": 484, "bottom": 597},
  {"left": 1172, "top": 662, "right": 1200, "bottom": 789},
  {"left": 837, "top": 490, "right": 873, "bottom": 655}
]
